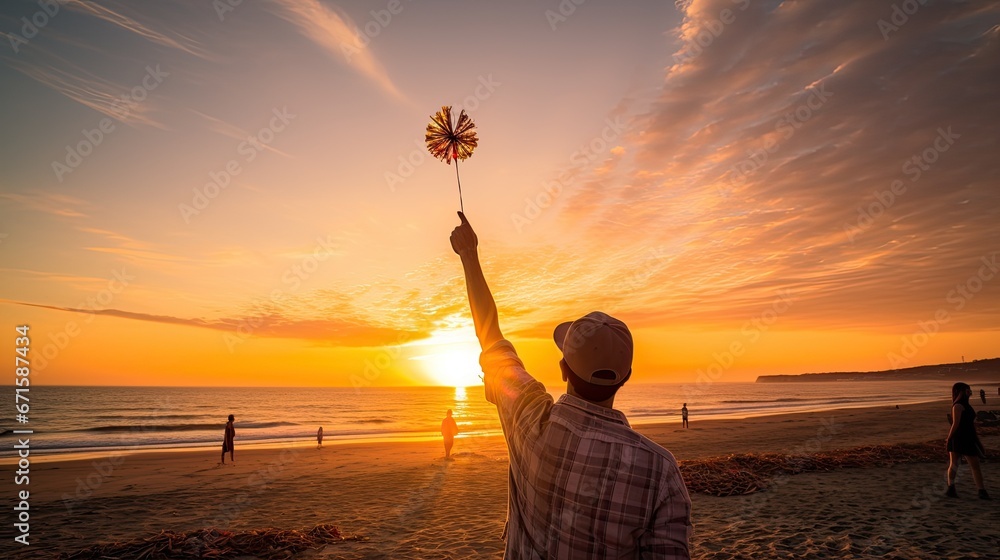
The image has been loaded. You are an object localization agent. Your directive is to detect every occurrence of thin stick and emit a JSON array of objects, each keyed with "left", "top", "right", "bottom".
[{"left": 454, "top": 158, "right": 464, "bottom": 213}]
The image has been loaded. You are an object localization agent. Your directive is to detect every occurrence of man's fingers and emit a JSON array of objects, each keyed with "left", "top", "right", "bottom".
[{"left": 458, "top": 211, "right": 469, "bottom": 225}]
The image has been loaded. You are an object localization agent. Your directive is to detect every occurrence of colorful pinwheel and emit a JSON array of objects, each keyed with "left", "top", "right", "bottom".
[{"left": 425, "top": 106, "right": 478, "bottom": 211}]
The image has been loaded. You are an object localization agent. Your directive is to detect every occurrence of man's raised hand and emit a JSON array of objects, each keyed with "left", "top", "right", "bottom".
[{"left": 450, "top": 211, "right": 478, "bottom": 257}]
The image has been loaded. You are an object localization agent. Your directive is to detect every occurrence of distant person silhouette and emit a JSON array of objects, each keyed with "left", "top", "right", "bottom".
[
  {"left": 221, "top": 414, "right": 235, "bottom": 465},
  {"left": 451, "top": 212, "right": 691, "bottom": 557},
  {"left": 981, "top": 389, "right": 987, "bottom": 404},
  {"left": 317, "top": 426, "right": 324, "bottom": 449},
  {"left": 441, "top": 409, "right": 459, "bottom": 459},
  {"left": 681, "top": 403, "right": 689, "bottom": 429},
  {"left": 946, "top": 383, "right": 989, "bottom": 499}
]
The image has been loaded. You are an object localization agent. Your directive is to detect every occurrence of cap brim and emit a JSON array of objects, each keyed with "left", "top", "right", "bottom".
[{"left": 553, "top": 321, "right": 573, "bottom": 351}]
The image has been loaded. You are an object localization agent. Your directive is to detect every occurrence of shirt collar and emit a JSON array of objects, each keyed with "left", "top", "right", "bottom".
[{"left": 556, "top": 393, "right": 631, "bottom": 427}]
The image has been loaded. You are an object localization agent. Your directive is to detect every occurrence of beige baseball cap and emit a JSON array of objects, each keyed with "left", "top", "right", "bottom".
[{"left": 553, "top": 311, "right": 633, "bottom": 386}]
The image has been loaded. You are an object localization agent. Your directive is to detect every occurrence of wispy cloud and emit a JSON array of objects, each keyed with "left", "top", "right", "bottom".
[
  {"left": 266, "top": 0, "right": 405, "bottom": 100},
  {"left": 4, "top": 298, "right": 421, "bottom": 347},
  {"left": 189, "top": 109, "right": 295, "bottom": 159},
  {"left": 0, "top": 269, "right": 118, "bottom": 291},
  {"left": 0, "top": 0, "right": 205, "bottom": 127},
  {"left": 3, "top": 50, "right": 165, "bottom": 127},
  {"left": 537, "top": 0, "right": 1000, "bottom": 332},
  {"left": 0, "top": 191, "right": 89, "bottom": 217},
  {"left": 75, "top": 226, "right": 196, "bottom": 267},
  {"left": 64, "top": 0, "right": 206, "bottom": 59}
]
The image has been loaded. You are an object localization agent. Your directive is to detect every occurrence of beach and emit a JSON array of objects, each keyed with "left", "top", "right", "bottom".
[
  {"left": 7, "top": 399, "right": 999, "bottom": 559},
  {"left": 4, "top": 1, "right": 998, "bottom": 559}
]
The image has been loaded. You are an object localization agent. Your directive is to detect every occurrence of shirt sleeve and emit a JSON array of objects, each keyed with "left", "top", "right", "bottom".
[
  {"left": 638, "top": 462, "right": 693, "bottom": 559},
  {"left": 479, "top": 339, "right": 552, "bottom": 448}
]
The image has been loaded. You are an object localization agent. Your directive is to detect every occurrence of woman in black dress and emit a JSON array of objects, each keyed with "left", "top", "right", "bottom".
[{"left": 945, "top": 383, "right": 989, "bottom": 499}]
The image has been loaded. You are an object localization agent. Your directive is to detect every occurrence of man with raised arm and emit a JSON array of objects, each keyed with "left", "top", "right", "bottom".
[{"left": 450, "top": 212, "right": 692, "bottom": 559}]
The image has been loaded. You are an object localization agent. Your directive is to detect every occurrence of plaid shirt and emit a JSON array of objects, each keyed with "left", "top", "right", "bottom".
[{"left": 481, "top": 339, "right": 692, "bottom": 559}]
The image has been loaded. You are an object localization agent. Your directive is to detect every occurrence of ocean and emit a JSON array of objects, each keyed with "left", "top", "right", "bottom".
[{"left": 0, "top": 380, "right": 980, "bottom": 458}]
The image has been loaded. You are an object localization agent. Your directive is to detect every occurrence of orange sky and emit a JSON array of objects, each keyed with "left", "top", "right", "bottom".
[{"left": 1, "top": 0, "right": 998, "bottom": 387}]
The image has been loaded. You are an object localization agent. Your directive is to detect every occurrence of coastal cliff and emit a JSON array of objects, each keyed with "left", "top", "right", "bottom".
[{"left": 756, "top": 358, "right": 1000, "bottom": 383}]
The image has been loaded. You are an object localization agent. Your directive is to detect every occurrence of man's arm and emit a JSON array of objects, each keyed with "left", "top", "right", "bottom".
[
  {"left": 450, "top": 212, "right": 503, "bottom": 350},
  {"left": 452, "top": 212, "right": 552, "bottom": 447}
]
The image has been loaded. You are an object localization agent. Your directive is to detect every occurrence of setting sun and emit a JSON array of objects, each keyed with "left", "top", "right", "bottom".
[{"left": 408, "top": 329, "right": 483, "bottom": 387}]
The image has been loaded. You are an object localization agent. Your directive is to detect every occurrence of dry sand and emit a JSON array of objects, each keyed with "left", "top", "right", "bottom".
[{"left": 4, "top": 399, "right": 998, "bottom": 559}]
